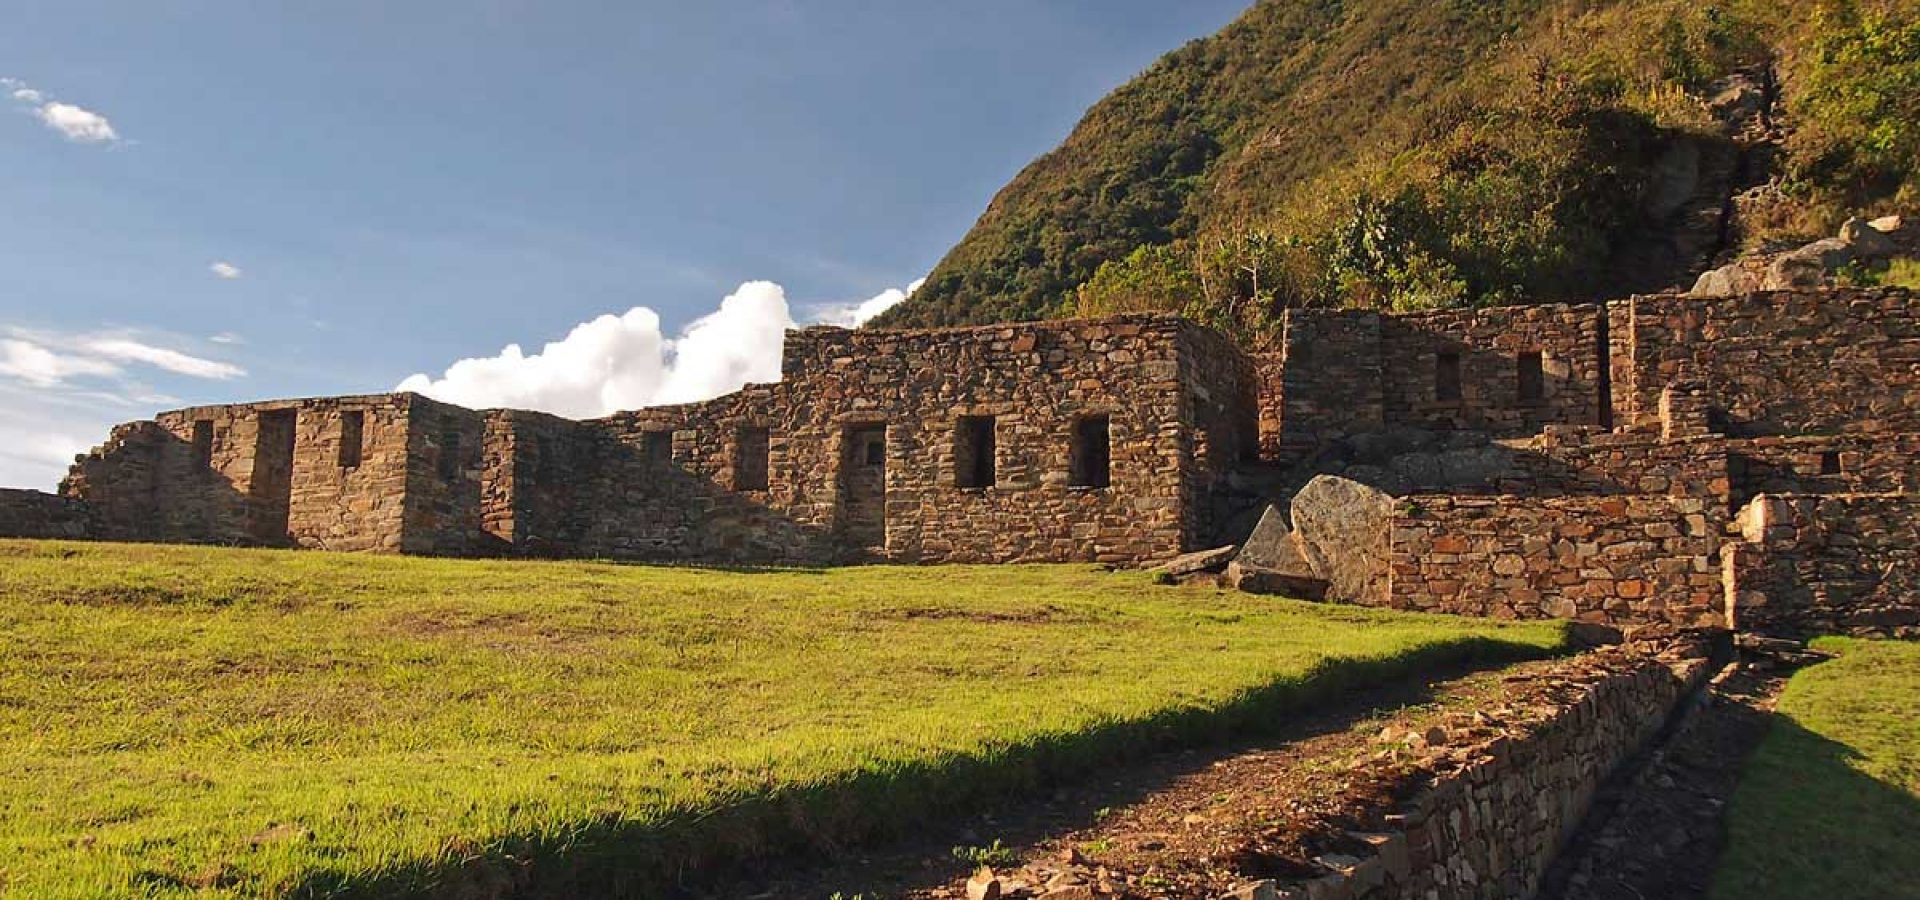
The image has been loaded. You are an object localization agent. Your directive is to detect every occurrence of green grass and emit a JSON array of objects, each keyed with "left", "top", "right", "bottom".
[
  {"left": 1713, "top": 637, "right": 1920, "bottom": 900},
  {"left": 0, "top": 540, "right": 1566, "bottom": 898}
]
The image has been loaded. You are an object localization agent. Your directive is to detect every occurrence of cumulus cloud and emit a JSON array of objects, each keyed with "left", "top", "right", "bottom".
[
  {"left": 209, "top": 261, "right": 243, "bottom": 280},
  {"left": 35, "top": 102, "right": 118, "bottom": 142},
  {"left": 4, "top": 78, "right": 121, "bottom": 143},
  {"left": 397, "top": 278, "right": 923, "bottom": 419},
  {"left": 398, "top": 281, "right": 789, "bottom": 418},
  {"left": 807, "top": 277, "right": 926, "bottom": 327}
]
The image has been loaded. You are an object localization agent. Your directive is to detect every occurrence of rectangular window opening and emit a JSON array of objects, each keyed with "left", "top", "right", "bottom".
[
  {"left": 643, "top": 430, "right": 673, "bottom": 467},
  {"left": 1435, "top": 351, "right": 1463, "bottom": 402},
  {"left": 735, "top": 426, "right": 770, "bottom": 491},
  {"left": 1820, "top": 450, "right": 1843, "bottom": 476},
  {"left": 1516, "top": 351, "right": 1545, "bottom": 405},
  {"left": 1070, "top": 414, "right": 1112, "bottom": 488},
  {"left": 338, "top": 411, "right": 365, "bottom": 469},
  {"left": 954, "top": 416, "right": 996, "bottom": 489},
  {"left": 863, "top": 434, "right": 885, "bottom": 466},
  {"left": 191, "top": 419, "right": 214, "bottom": 470}
]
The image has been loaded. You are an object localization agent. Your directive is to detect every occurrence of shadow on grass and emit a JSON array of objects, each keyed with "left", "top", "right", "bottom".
[
  {"left": 1711, "top": 716, "right": 1920, "bottom": 900},
  {"left": 289, "top": 634, "right": 1565, "bottom": 900}
]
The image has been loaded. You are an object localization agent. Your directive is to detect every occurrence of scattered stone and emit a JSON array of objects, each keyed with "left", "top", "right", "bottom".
[
  {"left": 967, "top": 867, "right": 1003, "bottom": 900},
  {"left": 1224, "top": 879, "right": 1282, "bottom": 900}
]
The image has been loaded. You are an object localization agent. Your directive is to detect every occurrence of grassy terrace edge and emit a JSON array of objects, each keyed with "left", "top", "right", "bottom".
[{"left": 0, "top": 540, "right": 1572, "bottom": 898}]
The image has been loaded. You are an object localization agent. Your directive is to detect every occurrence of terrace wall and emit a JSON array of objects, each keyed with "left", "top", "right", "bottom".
[
  {"left": 1725, "top": 493, "right": 1920, "bottom": 638},
  {"left": 1386, "top": 495, "right": 1724, "bottom": 627},
  {"left": 1255, "top": 640, "right": 1714, "bottom": 900}
]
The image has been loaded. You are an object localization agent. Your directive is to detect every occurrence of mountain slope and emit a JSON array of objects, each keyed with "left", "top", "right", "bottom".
[{"left": 877, "top": 0, "right": 1918, "bottom": 335}]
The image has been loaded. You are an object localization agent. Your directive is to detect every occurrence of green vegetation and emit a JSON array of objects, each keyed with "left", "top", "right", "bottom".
[
  {"left": 1713, "top": 638, "right": 1920, "bottom": 899},
  {"left": 880, "top": 0, "right": 1920, "bottom": 335},
  {"left": 0, "top": 540, "right": 1567, "bottom": 898}
]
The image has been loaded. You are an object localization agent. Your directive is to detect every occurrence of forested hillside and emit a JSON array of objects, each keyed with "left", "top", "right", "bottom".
[{"left": 877, "top": 0, "right": 1919, "bottom": 340}]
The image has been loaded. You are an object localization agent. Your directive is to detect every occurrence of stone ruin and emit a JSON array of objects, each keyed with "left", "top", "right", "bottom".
[{"left": 6, "top": 286, "right": 1919, "bottom": 639}]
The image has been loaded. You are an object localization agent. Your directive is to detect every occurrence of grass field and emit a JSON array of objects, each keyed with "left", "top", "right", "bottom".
[
  {"left": 1714, "top": 638, "right": 1920, "bottom": 900},
  {"left": 0, "top": 540, "right": 1568, "bottom": 898}
]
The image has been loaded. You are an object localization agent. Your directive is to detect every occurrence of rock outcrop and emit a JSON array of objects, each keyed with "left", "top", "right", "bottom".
[{"left": 1692, "top": 215, "right": 1911, "bottom": 296}]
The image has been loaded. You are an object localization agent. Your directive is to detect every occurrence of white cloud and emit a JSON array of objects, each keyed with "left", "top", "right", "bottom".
[
  {"left": 209, "top": 261, "right": 243, "bottom": 280},
  {"left": 0, "top": 339, "right": 122, "bottom": 387},
  {"left": 4, "top": 79, "right": 121, "bottom": 143},
  {"left": 34, "top": 102, "right": 118, "bottom": 143},
  {"left": 397, "top": 280, "right": 790, "bottom": 418},
  {"left": 208, "top": 332, "right": 244, "bottom": 345},
  {"left": 84, "top": 338, "right": 245, "bottom": 380},
  {"left": 807, "top": 278, "right": 926, "bottom": 328},
  {"left": 396, "top": 277, "right": 929, "bottom": 419}
]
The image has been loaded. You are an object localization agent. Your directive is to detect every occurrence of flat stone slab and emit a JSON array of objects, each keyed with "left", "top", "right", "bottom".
[{"left": 1152, "top": 544, "right": 1237, "bottom": 576}]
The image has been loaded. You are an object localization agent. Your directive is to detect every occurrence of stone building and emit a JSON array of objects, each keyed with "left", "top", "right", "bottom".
[
  {"left": 6, "top": 287, "right": 1917, "bottom": 636},
  {"left": 44, "top": 316, "right": 1255, "bottom": 566}
]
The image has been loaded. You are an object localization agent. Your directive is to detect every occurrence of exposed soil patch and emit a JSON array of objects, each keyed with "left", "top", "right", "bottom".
[
  {"left": 1539, "top": 652, "right": 1792, "bottom": 900},
  {"left": 684, "top": 655, "right": 1594, "bottom": 900}
]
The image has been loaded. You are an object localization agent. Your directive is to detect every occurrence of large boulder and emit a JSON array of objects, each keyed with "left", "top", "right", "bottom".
[
  {"left": 1764, "top": 238, "right": 1854, "bottom": 290},
  {"left": 1840, "top": 216, "right": 1898, "bottom": 261},
  {"left": 1287, "top": 474, "right": 1397, "bottom": 604},
  {"left": 1234, "top": 505, "right": 1309, "bottom": 572},
  {"left": 1691, "top": 262, "right": 1765, "bottom": 297},
  {"left": 1227, "top": 506, "right": 1330, "bottom": 599}
]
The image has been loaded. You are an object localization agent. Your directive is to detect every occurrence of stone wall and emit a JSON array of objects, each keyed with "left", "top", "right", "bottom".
[
  {"left": 756, "top": 316, "right": 1218, "bottom": 564},
  {"left": 1266, "top": 309, "right": 1384, "bottom": 458},
  {"left": 1725, "top": 493, "right": 1920, "bottom": 637},
  {"left": 1380, "top": 304, "right": 1609, "bottom": 434},
  {"left": 1252, "top": 640, "right": 1713, "bottom": 900},
  {"left": 1180, "top": 323, "right": 1262, "bottom": 549},
  {"left": 0, "top": 489, "right": 90, "bottom": 539},
  {"left": 64, "top": 395, "right": 422, "bottom": 551},
  {"left": 56, "top": 315, "right": 1249, "bottom": 566},
  {"left": 1613, "top": 289, "right": 1920, "bottom": 436},
  {"left": 1726, "top": 433, "right": 1920, "bottom": 506},
  {"left": 1387, "top": 495, "right": 1724, "bottom": 627}
]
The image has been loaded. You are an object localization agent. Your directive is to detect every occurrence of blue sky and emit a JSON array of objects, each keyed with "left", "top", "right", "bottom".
[{"left": 0, "top": 0, "right": 1248, "bottom": 488}]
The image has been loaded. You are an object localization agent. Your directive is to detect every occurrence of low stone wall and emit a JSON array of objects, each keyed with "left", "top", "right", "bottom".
[
  {"left": 0, "top": 489, "right": 90, "bottom": 540},
  {"left": 1387, "top": 495, "right": 1723, "bottom": 627},
  {"left": 1725, "top": 493, "right": 1920, "bottom": 638},
  {"left": 1251, "top": 639, "right": 1714, "bottom": 900}
]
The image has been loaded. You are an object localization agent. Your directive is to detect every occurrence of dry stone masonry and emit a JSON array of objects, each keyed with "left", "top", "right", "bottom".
[{"left": 7, "top": 286, "right": 1918, "bottom": 637}]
